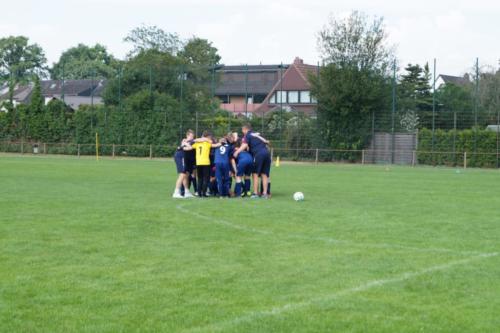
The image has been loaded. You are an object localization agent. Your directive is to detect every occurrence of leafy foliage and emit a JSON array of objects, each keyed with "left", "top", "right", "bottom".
[
  {"left": 50, "top": 44, "right": 121, "bottom": 80},
  {"left": 124, "top": 25, "right": 182, "bottom": 57},
  {"left": 0, "top": 36, "right": 48, "bottom": 83}
]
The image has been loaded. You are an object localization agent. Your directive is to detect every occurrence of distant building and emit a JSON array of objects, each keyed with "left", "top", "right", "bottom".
[
  {"left": 435, "top": 74, "right": 470, "bottom": 89},
  {"left": 215, "top": 57, "right": 318, "bottom": 117},
  {"left": 0, "top": 79, "right": 106, "bottom": 111}
]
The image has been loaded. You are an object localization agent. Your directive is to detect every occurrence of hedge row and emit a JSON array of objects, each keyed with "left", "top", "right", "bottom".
[{"left": 418, "top": 128, "right": 500, "bottom": 168}]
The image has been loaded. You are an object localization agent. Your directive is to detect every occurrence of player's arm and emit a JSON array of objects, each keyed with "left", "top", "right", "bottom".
[
  {"left": 250, "top": 132, "right": 269, "bottom": 144},
  {"left": 231, "top": 158, "right": 237, "bottom": 174},
  {"left": 193, "top": 137, "right": 211, "bottom": 143},
  {"left": 233, "top": 143, "right": 248, "bottom": 158}
]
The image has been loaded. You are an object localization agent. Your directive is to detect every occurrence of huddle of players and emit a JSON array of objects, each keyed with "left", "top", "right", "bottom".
[{"left": 172, "top": 124, "right": 272, "bottom": 199}]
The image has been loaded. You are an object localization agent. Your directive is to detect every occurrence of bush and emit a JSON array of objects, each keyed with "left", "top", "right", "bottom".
[{"left": 418, "top": 128, "right": 499, "bottom": 168}]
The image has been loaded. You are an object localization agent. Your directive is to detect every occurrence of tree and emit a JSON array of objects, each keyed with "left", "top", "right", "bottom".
[
  {"left": 478, "top": 68, "right": 500, "bottom": 126},
  {"left": 318, "top": 11, "right": 394, "bottom": 73},
  {"left": 0, "top": 36, "right": 48, "bottom": 103},
  {"left": 124, "top": 25, "right": 182, "bottom": 57},
  {"left": 50, "top": 44, "right": 120, "bottom": 80},
  {"left": 398, "top": 63, "right": 432, "bottom": 112},
  {"left": 179, "top": 37, "right": 221, "bottom": 67},
  {"left": 179, "top": 37, "right": 221, "bottom": 84},
  {"left": 28, "top": 76, "right": 45, "bottom": 140},
  {"left": 435, "top": 82, "right": 473, "bottom": 129},
  {"left": 312, "top": 11, "right": 393, "bottom": 152}
]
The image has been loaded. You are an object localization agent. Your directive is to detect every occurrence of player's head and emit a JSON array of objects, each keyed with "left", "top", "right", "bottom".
[
  {"left": 219, "top": 137, "right": 227, "bottom": 144},
  {"left": 232, "top": 132, "right": 239, "bottom": 142},
  {"left": 202, "top": 130, "right": 210, "bottom": 138},
  {"left": 242, "top": 124, "right": 252, "bottom": 135},
  {"left": 233, "top": 139, "right": 242, "bottom": 149},
  {"left": 186, "top": 129, "right": 194, "bottom": 140}
]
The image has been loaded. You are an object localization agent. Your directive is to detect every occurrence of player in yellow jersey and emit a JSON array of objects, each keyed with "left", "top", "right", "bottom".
[{"left": 187, "top": 131, "right": 216, "bottom": 198}]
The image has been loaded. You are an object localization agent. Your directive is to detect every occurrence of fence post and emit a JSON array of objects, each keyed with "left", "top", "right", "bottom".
[
  {"left": 361, "top": 149, "right": 365, "bottom": 165},
  {"left": 315, "top": 148, "right": 319, "bottom": 164},
  {"left": 412, "top": 150, "right": 416, "bottom": 167},
  {"left": 270, "top": 148, "right": 274, "bottom": 164},
  {"left": 464, "top": 152, "right": 467, "bottom": 169},
  {"left": 77, "top": 144, "right": 80, "bottom": 158},
  {"left": 112, "top": 144, "right": 115, "bottom": 159},
  {"left": 21, "top": 138, "right": 24, "bottom": 155},
  {"left": 149, "top": 145, "right": 153, "bottom": 159},
  {"left": 43, "top": 143, "right": 47, "bottom": 154}
]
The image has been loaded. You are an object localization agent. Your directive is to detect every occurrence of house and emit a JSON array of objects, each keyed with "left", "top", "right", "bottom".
[
  {"left": 435, "top": 74, "right": 470, "bottom": 89},
  {"left": 0, "top": 79, "right": 106, "bottom": 110},
  {"left": 215, "top": 57, "right": 318, "bottom": 117}
]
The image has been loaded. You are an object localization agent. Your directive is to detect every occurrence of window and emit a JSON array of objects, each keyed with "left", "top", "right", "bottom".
[
  {"left": 288, "top": 91, "right": 299, "bottom": 103},
  {"left": 277, "top": 91, "right": 287, "bottom": 103},
  {"left": 269, "top": 91, "right": 288, "bottom": 104},
  {"left": 300, "top": 91, "right": 311, "bottom": 103},
  {"left": 269, "top": 93, "right": 276, "bottom": 104}
]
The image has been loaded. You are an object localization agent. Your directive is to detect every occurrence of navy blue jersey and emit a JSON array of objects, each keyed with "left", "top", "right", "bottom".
[
  {"left": 214, "top": 143, "right": 232, "bottom": 164},
  {"left": 243, "top": 131, "right": 268, "bottom": 156},
  {"left": 237, "top": 151, "right": 253, "bottom": 164},
  {"left": 183, "top": 139, "right": 195, "bottom": 161}
]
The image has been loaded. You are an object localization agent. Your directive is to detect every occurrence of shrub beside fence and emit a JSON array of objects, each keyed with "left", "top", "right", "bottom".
[{"left": 417, "top": 128, "right": 500, "bottom": 168}]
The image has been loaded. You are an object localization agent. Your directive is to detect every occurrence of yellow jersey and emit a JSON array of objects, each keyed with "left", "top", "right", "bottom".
[{"left": 192, "top": 141, "right": 212, "bottom": 166}]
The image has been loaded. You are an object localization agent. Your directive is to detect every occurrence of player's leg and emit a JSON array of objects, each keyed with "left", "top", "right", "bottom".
[
  {"left": 197, "top": 166, "right": 204, "bottom": 197},
  {"left": 215, "top": 163, "right": 224, "bottom": 197},
  {"left": 202, "top": 166, "right": 210, "bottom": 197},
  {"left": 222, "top": 164, "right": 230, "bottom": 197},
  {"left": 243, "top": 163, "right": 252, "bottom": 196},
  {"left": 191, "top": 171, "right": 198, "bottom": 195},
  {"left": 261, "top": 153, "right": 271, "bottom": 198},
  {"left": 173, "top": 154, "right": 185, "bottom": 198},
  {"left": 251, "top": 173, "right": 259, "bottom": 198}
]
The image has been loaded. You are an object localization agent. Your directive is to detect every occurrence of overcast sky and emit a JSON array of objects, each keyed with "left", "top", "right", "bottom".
[{"left": 1, "top": 0, "right": 499, "bottom": 75}]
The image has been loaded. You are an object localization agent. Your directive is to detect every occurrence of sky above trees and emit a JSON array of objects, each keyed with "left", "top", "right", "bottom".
[{"left": 0, "top": 0, "right": 499, "bottom": 75}]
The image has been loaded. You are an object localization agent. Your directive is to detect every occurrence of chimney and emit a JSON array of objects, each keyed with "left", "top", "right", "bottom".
[{"left": 294, "top": 57, "right": 304, "bottom": 65}]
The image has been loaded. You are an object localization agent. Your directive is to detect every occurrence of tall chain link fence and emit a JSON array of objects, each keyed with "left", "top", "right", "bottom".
[{"left": 1, "top": 58, "right": 499, "bottom": 168}]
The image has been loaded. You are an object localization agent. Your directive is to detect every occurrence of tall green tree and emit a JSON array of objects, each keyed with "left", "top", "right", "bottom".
[
  {"left": 124, "top": 25, "right": 182, "bottom": 57},
  {"left": 28, "top": 76, "right": 45, "bottom": 140},
  {"left": 399, "top": 63, "right": 432, "bottom": 112},
  {"left": 0, "top": 36, "right": 48, "bottom": 83},
  {"left": 312, "top": 11, "right": 394, "bottom": 151},
  {"left": 179, "top": 37, "right": 221, "bottom": 67},
  {"left": 318, "top": 11, "right": 394, "bottom": 73},
  {"left": 50, "top": 44, "right": 120, "bottom": 80},
  {"left": 0, "top": 36, "right": 48, "bottom": 103}
]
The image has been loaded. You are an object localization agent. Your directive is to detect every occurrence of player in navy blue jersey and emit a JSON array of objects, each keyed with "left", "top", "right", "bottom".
[
  {"left": 231, "top": 139, "right": 253, "bottom": 197},
  {"left": 214, "top": 137, "right": 233, "bottom": 197},
  {"left": 233, "top": 124, "right": 271, "bottom": 199},
  {"left": 172, "top": 129, "right": 195, "bottom": 199}
]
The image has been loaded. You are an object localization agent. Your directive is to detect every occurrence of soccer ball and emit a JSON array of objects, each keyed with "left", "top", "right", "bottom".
[{"left": 293, "top": 192, "right": 305, "bottom": 201}]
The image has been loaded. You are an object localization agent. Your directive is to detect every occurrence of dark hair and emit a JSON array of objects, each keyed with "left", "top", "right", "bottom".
[
  {"left": 202, "top": 130, "right": 211, "bottom": 137},
  {"left": 233, "top": 139, "right": 242, "bottom": 148},
  {"left": 242, "top": 123, "right": 252, "bottom": 130}
]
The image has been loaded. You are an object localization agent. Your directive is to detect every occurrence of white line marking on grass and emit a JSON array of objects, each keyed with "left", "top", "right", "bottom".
[
  {"left": 183, "top": 252, "right": 498, "bottom": 333},
  {"left": 176, "top": 205, "right": 486, "bottom": 256}
]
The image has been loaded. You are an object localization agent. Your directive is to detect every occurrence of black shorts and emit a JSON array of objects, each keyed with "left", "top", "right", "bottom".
[
  {"left": 174, "top": 152, "right": 185, "bottom": 174},
  {"left": 253, "top": 151, "right": 271, "bottom": 176},
  {"left": 184, "top": 157, "right": 195, "bottom": 174}
]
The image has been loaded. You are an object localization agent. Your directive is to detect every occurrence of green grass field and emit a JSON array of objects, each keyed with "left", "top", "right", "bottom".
[{"left": 1, "top": 155, "right": 499, "bottom": 332}]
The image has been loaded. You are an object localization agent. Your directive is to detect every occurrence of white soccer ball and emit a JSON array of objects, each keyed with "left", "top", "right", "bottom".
[{"left": 293, "top": 192, "right": 305, "bottom": 201}]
